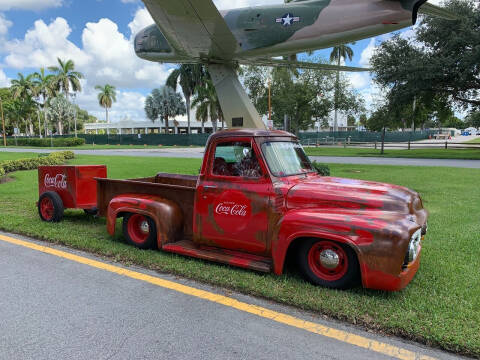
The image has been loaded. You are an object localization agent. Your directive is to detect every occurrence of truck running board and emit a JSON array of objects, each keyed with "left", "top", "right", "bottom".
[{"left": 162, "top": 240, "right": 272, "bottom": 273}]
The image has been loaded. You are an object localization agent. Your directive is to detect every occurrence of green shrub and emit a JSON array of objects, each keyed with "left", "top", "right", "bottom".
[
  {"left": 311, "top": 161, "right": 331, "bottom": 176},
  {"left": 0, "top": 151, "right": 75, "bottom": 178},
  {"left": 6, "top": 137, "right": 85, "bottom": 147}
]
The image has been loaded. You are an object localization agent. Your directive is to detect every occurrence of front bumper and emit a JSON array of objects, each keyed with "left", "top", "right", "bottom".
[{"left": 362, "top": 242, "right": 423, "bottom": 291}]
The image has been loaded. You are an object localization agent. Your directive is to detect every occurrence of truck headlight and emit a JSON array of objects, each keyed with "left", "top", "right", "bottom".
[{"left": 405, "top": 229, "right": 422, "bottom": 266}]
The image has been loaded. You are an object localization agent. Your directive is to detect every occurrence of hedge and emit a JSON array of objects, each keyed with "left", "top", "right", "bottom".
[
  {"left": 312, "top": 161, "right": 331, "bottom": 176},
  {"left": 7, "top": 137, "right": 85, "bottom": 147},
  {"left": 0, "top": 151, "right": 75, "bottom": 178}
]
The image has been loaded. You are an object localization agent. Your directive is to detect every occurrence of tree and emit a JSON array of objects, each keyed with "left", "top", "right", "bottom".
[
  {"left": 466, "top": 112, "right": 480, "bottom": 128},
  {"left": 166, "top": 64, "right": 204, "bottom": 134},
  {"left": 371, "top": 0, "right": 479, "bottom": 111},
  {"left": 192, "top": 79, "right": 222, "bottom": 132},
  {"left": 145, "top": 86, "right": 186, "bottom": 134},
  {"left": 49, "top": 95, "right": 74, "bottom": 135},
  {"left": 48, "top": 58, "right": 84, "bottom": 100},
  {"left": 33, "top": 68, "right": 55, "bottom": 137},
  {"left": 95, "top": 84, "right": 117, "bottom": 125},
  {"left": 10, "top": 73, "right": 37, "bottom": 136},
  {"left": 330, "top": 43, "right": 355, "bottom": 132}
]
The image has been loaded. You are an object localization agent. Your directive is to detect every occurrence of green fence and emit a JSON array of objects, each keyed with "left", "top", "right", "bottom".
[
  {"left": 297, "top": 130, "right": 437, "bottom": 143},
  {"left": 8, "top": 130, "right": 439, "bottom": 146}
]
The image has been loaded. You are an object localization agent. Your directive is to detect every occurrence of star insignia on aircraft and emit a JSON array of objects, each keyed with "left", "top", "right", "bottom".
[{"left": 276, "top": 13, "right": 300, "bottom": 27}]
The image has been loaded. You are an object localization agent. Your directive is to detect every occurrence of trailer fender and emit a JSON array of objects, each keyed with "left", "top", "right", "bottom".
[{"left": 107, "top": 193, "right": 183, "bottom": 247}]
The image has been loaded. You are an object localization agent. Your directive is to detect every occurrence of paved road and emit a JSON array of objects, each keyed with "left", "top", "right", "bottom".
[
  {"left": 0, "top": 232, "right": 465, "bottom": 360},
  {"left": 2, "top": 147, "right": 480, "bottom": 168}
]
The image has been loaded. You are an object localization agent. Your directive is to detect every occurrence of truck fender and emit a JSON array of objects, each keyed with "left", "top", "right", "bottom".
[
  {"left": 272, "top": 210, "right": 364, "bottom": 276},
  {"left": 107, "top": 193, "right": 183, "bottom": 248}
]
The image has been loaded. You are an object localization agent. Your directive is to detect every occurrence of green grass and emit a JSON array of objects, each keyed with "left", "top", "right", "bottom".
[
  {"left": 466, "top": 138, "right": 480, "bottom": 144},
  {"left": 0, "top": 152, "right": 40, "bottom": 161},
  {"left": 0, "top": 152, "right": 479, "bottom": 357},
  {"left": 305, "top": 146, "right": 480, "bottom": 160}
]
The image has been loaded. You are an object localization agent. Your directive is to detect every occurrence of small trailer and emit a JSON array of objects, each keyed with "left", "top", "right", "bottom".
[
  {"left": 36, "top": 129, "right": 428, "bottom": 291},
  {"left": 37, "top": 165, "right": 107, "bottom": 222}
]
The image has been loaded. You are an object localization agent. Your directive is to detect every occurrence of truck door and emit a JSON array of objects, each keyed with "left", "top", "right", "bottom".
[{"left": 195, "top": 139, "right": 272, "bottom": 255}]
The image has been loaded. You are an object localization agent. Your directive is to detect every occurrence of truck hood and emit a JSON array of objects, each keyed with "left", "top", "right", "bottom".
[{"left": 286, "top": 176, "right": 423, "bottom": 215}]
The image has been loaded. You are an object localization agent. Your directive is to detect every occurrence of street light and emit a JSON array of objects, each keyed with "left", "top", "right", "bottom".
[
  {"left": 70, "top": 92, "right": 78, "bottom": 138},
  {"left": 0, "top": 96, "right": 6, "bottom": 147}
]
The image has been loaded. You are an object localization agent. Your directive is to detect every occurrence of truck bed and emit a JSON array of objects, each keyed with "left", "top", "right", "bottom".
[{"left": 97, "top": 173, "right": 197, "bottom": 239}]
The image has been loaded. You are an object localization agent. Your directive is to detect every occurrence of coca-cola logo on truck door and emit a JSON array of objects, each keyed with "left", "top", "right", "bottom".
[
  {"left": 44, "top": 174, "right": 67, "bottom": 189},
  {"left": 213, "top": 190, "right": 251, "bottom": 232}
]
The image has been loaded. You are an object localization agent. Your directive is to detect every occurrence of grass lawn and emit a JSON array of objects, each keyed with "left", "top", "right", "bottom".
[
  {"left": 305, "top": 146, "right": 480, "bottom": 160},
  {"left": 467, "top": 137, "right": 480, "bottom": 144},
  {"left": 0, "top": 152, "right": 39, "bottom": 161},
  {"left": 0, "top": 153, "right": 479, "bottom": 357}
]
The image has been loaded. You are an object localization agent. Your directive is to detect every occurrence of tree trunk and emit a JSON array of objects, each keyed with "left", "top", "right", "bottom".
[
  {"left": 58, "top": 120, "right": 63, "bottom": 136},
  {"left": 212, "top": 118, "right": 217, "bottom": 132},
  {"left": 333, "top": 57, "right": 341, "bottom": 133},
  {"left": 381, "top": 126, "right": 386, "bottom": 155},
  {"left": 165, "top": 115, "right": 169, "bottom": 134},
  {"left": 105, "top": 106, "right": 109, "bottom": 135},
  {"left": 201, "top": 121, "right": 204, "bottom": 134},
  {"left": 186, "top": 96, "right": 191, "bottom": 134}
]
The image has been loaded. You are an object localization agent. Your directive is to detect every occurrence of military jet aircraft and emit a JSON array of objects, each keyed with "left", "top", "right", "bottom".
[{"left": 135, "top": 0, "right": 455, "bottom": 129}]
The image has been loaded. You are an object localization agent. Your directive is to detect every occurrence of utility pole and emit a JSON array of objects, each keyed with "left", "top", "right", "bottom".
[{"left": 0, "top": 96, "right": 6, "bottom": 147}]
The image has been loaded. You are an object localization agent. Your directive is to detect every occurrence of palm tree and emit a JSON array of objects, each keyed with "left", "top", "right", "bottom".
[
  {"left": 95, "top": 84, "right": 117, "bottom": 128},
  {"left": 48, "top": 58, "right": 84, "bottom": 99},
  {"left": 192, "top": 79, "right": 221, "bottom": 133},
  {"left": 33, "top": 68, "right": 55, "bottom": 137},
  {"left": 145, "top": 86, "right": 186, "bottom": 134},
  {"left": 330, "top": 43, "right": 354, "bottom": 132},
  {"left": 48, "top": 58, "right": 83, "bottom": 134},
  {"left": 11, "top": 73, "right": 37, "bottom": 136},
  {"left": 166, "top": 64, "right": 204, "bottom": 134}
]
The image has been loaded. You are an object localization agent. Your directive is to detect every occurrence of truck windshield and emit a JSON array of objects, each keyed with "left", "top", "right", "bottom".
[{"left": 261, "top": 141, "right": 315, "bottom": 177}]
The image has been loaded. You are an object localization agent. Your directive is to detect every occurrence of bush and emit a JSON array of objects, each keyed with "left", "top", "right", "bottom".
[
  {"left": 0, "top": 151, "right": 75, "bottom": 178},
  {"left": 311, "top": 161, "right": 330, "bottom": 176},
  {"left": 6, "top": 137, "right": 85, "bottom": 147}
]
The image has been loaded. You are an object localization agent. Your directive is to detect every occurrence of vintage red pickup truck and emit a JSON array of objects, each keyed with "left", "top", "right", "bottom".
[{"left": 38, "top": 129, "right": 428, "bottom": 291}]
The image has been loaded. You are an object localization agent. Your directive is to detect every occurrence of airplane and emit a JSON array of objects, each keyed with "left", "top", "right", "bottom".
[{"left": 134, "top": 0, "right": 456, "bottom": 129}]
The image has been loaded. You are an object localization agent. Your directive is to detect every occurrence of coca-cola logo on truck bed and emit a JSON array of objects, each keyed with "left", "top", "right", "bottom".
[
  {"left": 44, "top": 174, "right": 67, "bottom": 189},
  {"left": 215, "top": 202, "right": 247, "bottom": 217}
]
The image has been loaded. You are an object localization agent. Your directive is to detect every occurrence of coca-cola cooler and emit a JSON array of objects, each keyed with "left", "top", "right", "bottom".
[{"left": 38, "top": 165, "right": 107, "bottom": 222}]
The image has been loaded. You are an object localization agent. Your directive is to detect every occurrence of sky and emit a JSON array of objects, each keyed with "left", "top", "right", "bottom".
[{"left": 0, "top": 0, "right": 442, "bottom": 123}]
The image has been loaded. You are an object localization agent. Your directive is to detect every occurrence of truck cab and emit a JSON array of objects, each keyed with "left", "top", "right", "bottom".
[{"left": 97, "top": 129, "right": 428, "bottom": 291}]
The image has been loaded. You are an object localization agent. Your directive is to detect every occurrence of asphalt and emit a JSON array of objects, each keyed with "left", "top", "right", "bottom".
[
  {"left": 2, "top": 147, "right": 480, "bottom": 168},
  {"left": 0, "top": 231, "right": 467, "bottom": 360}
]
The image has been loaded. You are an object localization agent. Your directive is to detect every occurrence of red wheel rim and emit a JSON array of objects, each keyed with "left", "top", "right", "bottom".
[
  {"left": 307, "top": 241, "right": 348, "bottom": 281},
  {"left": 40, "top": 197, "right": 54, "bottom": 221},
  {"left": 127, "top": 214, "right": 150, "bottom": 245}
]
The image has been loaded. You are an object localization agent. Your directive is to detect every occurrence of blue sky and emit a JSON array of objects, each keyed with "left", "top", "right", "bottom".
[{"left": 0, "top": 0, "right": 435, "bottom": 122}]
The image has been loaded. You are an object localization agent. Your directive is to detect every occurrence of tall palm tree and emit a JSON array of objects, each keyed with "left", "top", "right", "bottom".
[
  {"left": 33, "top": 68, "right": 55, "bottom": 137},
  {"left": 11, "top": 73, "right": 37, "bottom": 136},
  {"left": 48, "top": 58, "right": 84, "bottom": 100},
  {"left": 192, "top": 79, "right": 221, "bottom": 133},
  {"left": 166, "top": 64, "right": 204, "bottom": 134},
  {"left": 95, "top": 84, "right": 117, "bottom": 126},
  {"left": 330, "top": 43, "right": 354, "bottom": 132},
  {"left": 48, "top": 58, "right": 83, "bottom": 134}
]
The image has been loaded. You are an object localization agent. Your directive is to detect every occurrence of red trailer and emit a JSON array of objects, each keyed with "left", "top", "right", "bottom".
[{"left": 38, "top": 165, "right": 107, "bottom": 222}]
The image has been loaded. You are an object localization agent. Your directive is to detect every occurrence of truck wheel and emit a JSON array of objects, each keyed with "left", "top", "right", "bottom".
[
  {"left": 123, "top": 213, "right": 157, "bottom": 250},
  {"left": 38, "top": 192, "right": 64, "bottom": 222},
  {"left": 297, "top": 239, "right": 359, "bottom": 289}
]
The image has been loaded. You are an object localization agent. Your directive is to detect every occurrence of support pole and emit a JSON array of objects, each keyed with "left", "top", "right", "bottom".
[
  {"left": 0, "top": 97, "right": 6, "bottom": 147},
  {"left": 208, "top": 64, "right": 266, "bottom": 130}
]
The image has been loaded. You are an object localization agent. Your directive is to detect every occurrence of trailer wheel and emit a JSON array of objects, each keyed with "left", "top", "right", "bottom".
[
  {"left": 297, "top": 239, "right": 359, "bottom": 289},
  {"left": 123, "top": 213, "right": 157, "bottom": 250},
  {"left": 38, "top": 192, "right": 64, "bottom": 222}
]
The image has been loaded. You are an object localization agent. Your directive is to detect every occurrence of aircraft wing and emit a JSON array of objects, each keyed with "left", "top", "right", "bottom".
[
  {"left": 241, "top": 58, "right": 370, "bottom": 72},
  {"left": 418, "top": 3, "right": 458, "bottom": 20},
  {"left": 141, "top": 0, "right": 238, "bottom": 61}
]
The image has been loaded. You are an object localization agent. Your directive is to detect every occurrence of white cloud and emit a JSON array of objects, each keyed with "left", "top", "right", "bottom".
[
  {"left": 0, "top": 0, "right": 63, "bottom": 11},
  {"left": 0, "top": 14, "right": 12, "bottom": 37},
  {"left": 0, "top": 69, "right": 10, "bottom": 87},
  {"left": 4, "top": 17, "right": 90, "bottom": 69},
  {"left": 360, "top": 38, "right": 376, "bottom": 67}
]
